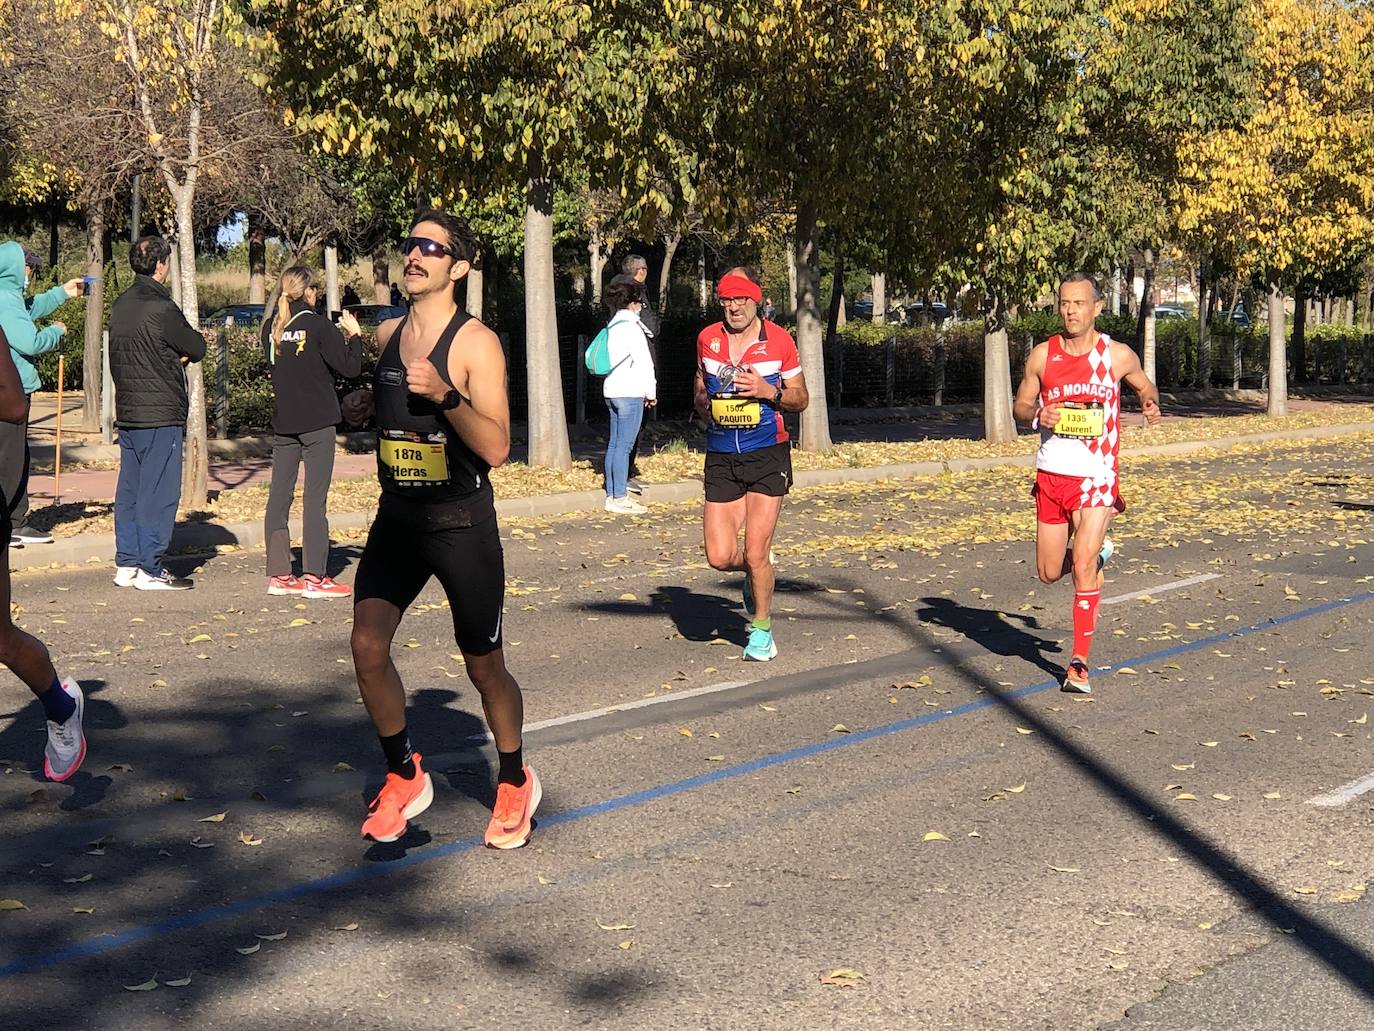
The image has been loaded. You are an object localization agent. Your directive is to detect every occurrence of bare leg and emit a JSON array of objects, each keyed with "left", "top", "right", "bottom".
[
  {"left": 351, "top": 598, "right": 406, "bottom": 736},
  {"left": 462, "top": 649, "right": 524, "bottom": 753},
  {"left": 1035, "top": 519, "right": 1072, "bottom": 585},
  {"left": 742, "top": 492, "right": 784, "bottom": 621},
  {"left": 703, "top": 498, "right": 748, "bottom": 571},
  {"left": 1069, "top": 507, "right": 1114, "bottom": 594},
  {"left": 0, "top": 542, "right": 57, "bottom": 694}
]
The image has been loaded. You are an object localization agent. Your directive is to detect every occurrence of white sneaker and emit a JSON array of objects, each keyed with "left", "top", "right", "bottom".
[
  {"left": 134, "top": 568, "right": 193, "bottom": 591},
  {"left": 604, "top": 496, "right": 647, "bottom": 515},
  {"left": 43, "top": 677, "right": 86, "bottom": 782},
  {"left": 113, "top": 566, "right": 139, "bottom": 587}
]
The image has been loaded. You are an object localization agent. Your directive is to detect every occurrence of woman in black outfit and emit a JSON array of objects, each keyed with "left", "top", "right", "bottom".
[{"left": 260, "top": 266, "right": 363, "bottom": 598}]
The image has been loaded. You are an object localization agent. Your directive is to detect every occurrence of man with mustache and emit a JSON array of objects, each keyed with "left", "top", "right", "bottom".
[{"left": 341, "top": 210, "right": 539, "bottom": 849}]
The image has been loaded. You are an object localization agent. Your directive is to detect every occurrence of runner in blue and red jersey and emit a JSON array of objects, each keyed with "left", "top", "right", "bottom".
[{"left": 694, "top": 267, "right": 809, "bottom": 661}]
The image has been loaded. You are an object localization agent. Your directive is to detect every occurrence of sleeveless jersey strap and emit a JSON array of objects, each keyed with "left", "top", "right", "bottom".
[{"left": 427, "top": 308, "right": 471, "bottom": 389}]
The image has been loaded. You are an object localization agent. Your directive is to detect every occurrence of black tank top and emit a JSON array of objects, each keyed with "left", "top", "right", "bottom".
[{"left": 373, "top": 309, "right": 491, "bottom": 505}]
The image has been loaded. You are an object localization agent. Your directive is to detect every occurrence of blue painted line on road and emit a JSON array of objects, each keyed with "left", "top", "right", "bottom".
[{"left": 4, "top": 588, "right": 1371, "bottom": 979}]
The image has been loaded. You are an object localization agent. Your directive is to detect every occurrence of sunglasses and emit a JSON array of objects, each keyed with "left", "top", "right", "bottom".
[{"left": 403, "top": 236, "right": 455, "bottom": 260}]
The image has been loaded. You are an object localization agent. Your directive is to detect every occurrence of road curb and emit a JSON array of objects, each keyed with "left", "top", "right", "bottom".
[{"left": 14, "top": 419, "right": 1374, "bottom": 573}]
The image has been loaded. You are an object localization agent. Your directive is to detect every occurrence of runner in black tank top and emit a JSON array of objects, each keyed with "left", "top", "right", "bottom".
[
  {"left": 345, "top": 209, "right": 541, "bottom": 851},
  {"left": 373, "top": 308, "right": 492, "bottom": 505}
]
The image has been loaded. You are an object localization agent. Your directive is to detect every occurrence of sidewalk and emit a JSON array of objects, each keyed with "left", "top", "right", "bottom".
[{"left": 10, "top": 402, "right": 1374, "bottom": 572}]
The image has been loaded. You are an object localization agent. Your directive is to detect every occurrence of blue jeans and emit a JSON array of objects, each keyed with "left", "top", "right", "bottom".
[
  {"left": 114, "top": 426, "right": 184, "bottom": 575},
  {"left": 604, "top": 397, "right": 645, "bottom": 499}
]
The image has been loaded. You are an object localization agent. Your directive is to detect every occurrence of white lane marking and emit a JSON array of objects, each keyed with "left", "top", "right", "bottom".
[
  {"left": 1306, "top": 772, "right": 1374, "bottom": 808},
  {"left": 1103, "top": 573, "right": 1221, "bottom": 606},
  {"left": 462, "top": 679, "right": 757, "bottom": 743},
  {"left": 457, "top": 572, "right": 1220, "bottom": 745}
]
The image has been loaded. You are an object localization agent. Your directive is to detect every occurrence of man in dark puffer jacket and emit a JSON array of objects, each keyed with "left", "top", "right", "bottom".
[{"left": 108, "top": 236, "right": 207, "bottom": 591}]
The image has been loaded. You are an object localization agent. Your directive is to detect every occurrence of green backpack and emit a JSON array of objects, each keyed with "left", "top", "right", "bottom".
[{"left": 584, "top": 326, "right": 628, "bottom": 376}]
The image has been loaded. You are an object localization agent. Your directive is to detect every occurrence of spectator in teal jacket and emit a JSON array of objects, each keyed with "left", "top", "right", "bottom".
[{"left": 0, "top": 242, "right": 81, "bottom": 546}]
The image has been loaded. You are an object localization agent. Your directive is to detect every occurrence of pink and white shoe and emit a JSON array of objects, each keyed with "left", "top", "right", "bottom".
[
  {"left": 302, "top": 575, "right": 351, "bottom": 600},
  {"left": 43, "top": 677, "right": 86, "bottom": 782},
  {"left": 267, "top": 575, "right": 305, "bottom": 596}
]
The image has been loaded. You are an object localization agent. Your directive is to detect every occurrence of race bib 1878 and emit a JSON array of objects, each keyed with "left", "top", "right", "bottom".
[{"left": 379, "top": 431, "right": 449, "bottom": 484}]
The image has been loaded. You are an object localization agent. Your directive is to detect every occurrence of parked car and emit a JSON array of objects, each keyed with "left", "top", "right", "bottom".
[
  {"left": 343, "top": 302, "right": 408, "bottom": 326},
  {"left": 1153, "top": 305, "right": 1187, "bottom": 320},
  {"left": 903, "top": 302, "right": 951, "bottom": 326},
  {"left": 1228, "top": 308, "right": 1252, "bottom": 327},
  {"left": 205, "top": 304, "right": 266, "bottom": 327}
]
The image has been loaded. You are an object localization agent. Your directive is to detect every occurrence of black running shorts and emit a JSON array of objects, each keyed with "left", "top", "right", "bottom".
[
  {"left": 703, "top": 442, "right": 793, "bottom": 503},
  {"left": 353, "top": 491, "right": 506, "bottom": 655}
]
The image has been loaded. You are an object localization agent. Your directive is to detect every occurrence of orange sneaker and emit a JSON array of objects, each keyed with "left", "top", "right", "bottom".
[
  {"left": 484, "top": 766, "right": 542, "bottom": 849},
  {"left": 361, "top": 753, "right": 434, "bottom": 842}
]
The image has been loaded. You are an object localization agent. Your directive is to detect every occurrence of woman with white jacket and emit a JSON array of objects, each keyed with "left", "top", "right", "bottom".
[{"left": 601, "top": 278, "right": 656, "bottom": 514}]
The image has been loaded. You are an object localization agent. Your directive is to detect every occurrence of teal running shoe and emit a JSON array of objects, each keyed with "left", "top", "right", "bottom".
[
  {"left": 743, "top": 626, "right": 777, "bottom": 661},
  {"left": 1098, "top": 536, "right": 1114, "bottom": 570}
]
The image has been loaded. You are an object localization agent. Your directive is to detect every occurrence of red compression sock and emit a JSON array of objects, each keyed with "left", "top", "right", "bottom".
[{"left": 1072, "top": 589, "right": 1101, "bottom": 662}]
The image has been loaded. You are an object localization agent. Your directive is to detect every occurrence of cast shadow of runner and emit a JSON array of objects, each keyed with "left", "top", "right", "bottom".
[
  {"left": 584, "top": 581, "right": 822, "bottom": 648},
  {"left": 913, "top": 596, "right": 1064, "bottom": 680}
]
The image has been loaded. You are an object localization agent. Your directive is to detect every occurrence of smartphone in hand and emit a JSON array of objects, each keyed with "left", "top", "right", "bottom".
[{"left": 82, "top": 276, "right": 96, "bottom": 296}]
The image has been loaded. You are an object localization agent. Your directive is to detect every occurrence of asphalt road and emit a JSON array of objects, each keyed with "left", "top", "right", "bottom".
[{"left": 3, "top": 435, "right": 1374, "bottom": 1030}]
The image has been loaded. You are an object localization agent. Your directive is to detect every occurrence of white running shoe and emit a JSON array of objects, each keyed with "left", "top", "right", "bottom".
[
  {"left": 134, "top": 568, "right": 193, "bottom": 591},
  {"left": 605, "top": 497, "right": 648, "bottom": 515},
  {"left": 113, "top": 566, "right": 139, "bottom": 587},
  {"left": 43, "top": 677, "right": 86, "bottom": 782}
]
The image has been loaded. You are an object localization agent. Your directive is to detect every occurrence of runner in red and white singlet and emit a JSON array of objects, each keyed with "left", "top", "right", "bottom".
[{"left": 1013, "top": 273, "right": 1161, "bottom": 694}]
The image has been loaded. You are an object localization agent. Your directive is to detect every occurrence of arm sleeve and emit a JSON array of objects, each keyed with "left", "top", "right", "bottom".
[
  {"left": 315, "top": 316, "right": 363, "bottom": 377},
  {"left": 635, "top": 329, "right": 655, "bottom": 399},
  {"left": 25, "top": 285, "right": 69, "bottom": 323},
  {"left": 29, "top": 324, "right": 65, "bottom": 355},
  {"left": 162, "top": 302, "right": 208, "bottom": 362}
]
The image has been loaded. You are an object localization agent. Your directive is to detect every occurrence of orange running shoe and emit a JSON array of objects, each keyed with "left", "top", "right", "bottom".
[
  {"left": 361, "top": 753, "right": 434, "bottom": 842},
  {"left": 484, "top": 766, "right": 542, "bottom": 849}
]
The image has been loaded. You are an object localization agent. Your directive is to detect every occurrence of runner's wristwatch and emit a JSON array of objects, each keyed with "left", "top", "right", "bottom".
[
  {"left": 439, "top": 389, "right": 462, "bottom": 411},
  {"left": 771, "top": 386, "right": 784, "bottom": 407}
]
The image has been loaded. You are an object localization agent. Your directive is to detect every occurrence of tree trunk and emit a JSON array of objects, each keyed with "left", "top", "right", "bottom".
[
  {"left": 983, "top": 296, "right": 1016, "bottom": 443},
  {"left": 324, "top": 245, "right": 340, "bottom": 313},
  {"left": 698, "top": 246, "right": 708, "bottom": 310},
  {"left": 171, "top": 189, "right": 207, "bottom": 509},
  {"left": 524, "top": 164, "right": 572, "bottom": 469},
  {"left": 48, "top": 204, "right": 60, "bottom": 269},
  {"left": 1266, "top": 278, "right": 1287, "bottom": 416},
  {"left": 871, "top": 273, "right": 886, "bottom": 323},
  {"left": 825, "top": 240, "right": 845, "bottom": 343},
  {"left": 658, "top": 229, "right": 681, "bottom": 314},
  {"left": 1125, "top": 259, "right": 1137, "bottom": 317},
  {"left": 1196, "top": 256, "right": 1211, "bottom": 389},
  {"left": 1292, "top": 284, "right": 1308, "bottom": 383},
  {"left": 465, "top": 261, "right": 484, "bottom": 321},
  {"left": 786, "top": 238, "right": 798, "bottom": 319},
  {"left": 247, "top": 220, "right": 267, "bottom": 304},
  {"left": 588, "top": 227, "right": 606, "bottom": 307},
  {"left": 371, "top": 242, "right": 390, "bottom": 303},
  {"left": 81, "top": 203, "right": 105, "bottom": 432},
  {"left": 793, "top": 201, "right": 831, "bottom": 451},
  {"left": 1110, "top": 267, "right": 1123, "bottom": 317},
  {"left": 1134, "top": 247, "right": 1155, "bottom": 358}
]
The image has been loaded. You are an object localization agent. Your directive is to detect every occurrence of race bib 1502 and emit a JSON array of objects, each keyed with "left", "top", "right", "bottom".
[
  {"left": 379, "top": 431, "right": 450, "bottom": 484},
  {"left": 1055, "top": 402, "right": 1105, "bottom": 439},
  {"left": 710, "top": 396, "right": 762, "bottom": 428}
]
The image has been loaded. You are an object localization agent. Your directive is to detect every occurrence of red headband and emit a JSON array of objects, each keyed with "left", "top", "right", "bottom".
[{"left": 717, "top": 274, "right": 762, "bottom": 303}]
